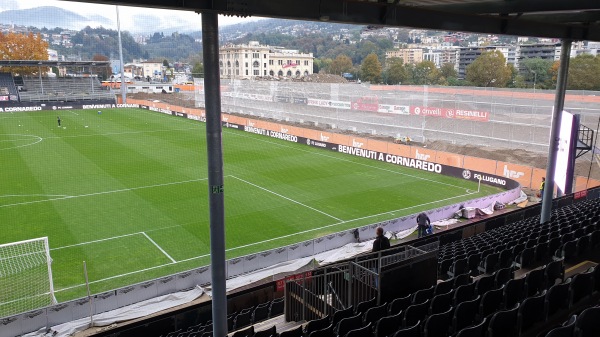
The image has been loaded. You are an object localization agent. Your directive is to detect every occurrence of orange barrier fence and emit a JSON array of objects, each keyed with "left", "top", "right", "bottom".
[{"left": 127, "top": 98, "right": 600, "bottom": 192}]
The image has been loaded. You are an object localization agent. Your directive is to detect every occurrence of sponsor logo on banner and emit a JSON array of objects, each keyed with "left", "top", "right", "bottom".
[
  {"left": 276, "top": 271, "right": 312, "bottom": 291},
  {"left": 293, "top": 97, "right": 308, "bottom": 105},
  {"left": 410, "top": 106, "right": 489, "bottom": 121},
  {"left": 503, "top": 165, "right": 524, "bottom": 179},
  {"left": 474, "top": 173, "right": 507, "bottom": 186},
  {"left": 415, "top": 149, "right": 431, "bottom": 161},
  {"left": 0, "top": 96, "right": 8, "bottom": 101},
  {"left": 462, "top": 170, "right": 472, "bottom": 180},
  {"left": 0, "top": 106, "right": 43, "bottom": 112}
]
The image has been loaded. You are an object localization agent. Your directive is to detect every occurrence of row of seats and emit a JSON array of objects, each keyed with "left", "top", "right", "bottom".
[
  {"left": 439, "top": 199, "right": 600, "bottom": 279},
  {"left": 545, "top": 305, "right": 600, "bottom": 337},
  {"left": 161, "top": 298, "right": 284, "bottom": 337}
]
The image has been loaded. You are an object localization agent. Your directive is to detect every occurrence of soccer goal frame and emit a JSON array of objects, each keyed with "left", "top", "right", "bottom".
[{"left": 0, "top": 237, "right": 57, "bottom": 318}]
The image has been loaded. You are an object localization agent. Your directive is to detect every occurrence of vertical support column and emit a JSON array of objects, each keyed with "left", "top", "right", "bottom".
[
  {"left": 202, "top": 13, "right": 227, "bottom": 337},
  {"left": 116, "top": 5, "right": 127, "bottom": 104},
  {"left": 541, "top": 39, "right": 572, "bottom": 224}
]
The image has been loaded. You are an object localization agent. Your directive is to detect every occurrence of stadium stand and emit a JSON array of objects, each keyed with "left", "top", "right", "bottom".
[
  {"left": 0, "top": 72, "right": 19, "bottom": 101},
  {"left": 17, "top": 76, "right": 114, "bottom": 102}
]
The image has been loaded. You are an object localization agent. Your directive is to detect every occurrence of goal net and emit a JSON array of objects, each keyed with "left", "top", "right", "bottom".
[{"left": 0, "top": 237, "right": 56, "bottom": 318}]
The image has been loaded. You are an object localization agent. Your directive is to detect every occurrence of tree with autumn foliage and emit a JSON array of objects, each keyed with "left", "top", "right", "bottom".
[
  {"left": 465, "top": 50, "right": 512, "bottom": 87},
  {"left": 360, "top": 53, "right": 382, "bottom": 83},
  {"left": 0, "top": 32, "right": 49, "bottom": 76}
]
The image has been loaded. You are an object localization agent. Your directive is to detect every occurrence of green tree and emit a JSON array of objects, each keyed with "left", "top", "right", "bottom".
[
  {"left": 360, "top": 53, "right": 382, "bottom": 83},
  {"left": 439, "top": 63, "right": 457, "bottom": 82},
  {"left": 565, "top": 54, "right": 600, "bottom": 90},
  {"left": 465, "top": 50, "right": 512, "bottom": 87},
  {"left": 384, "top": 57, "right": 407, "bottom": 85},
  {"left": 412, "top": 60, "right": 442, "bottom": 85},
  {"left": 520, "top": 58, "right": 553, "bottom": 89},
  {"left": 329, "top": 55, "right": 353, "bottom": 76},
  {"left": 191, "top": 62, "right": 204, "bottom": 77}
]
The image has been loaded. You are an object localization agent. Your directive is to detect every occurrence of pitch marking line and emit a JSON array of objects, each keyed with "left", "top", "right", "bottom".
[
  {"left": 55, "top": 190, "right": 476, "bottom": 292},
  {"left": 51, "top": 232, "right": 144, "bottom": 251},
  {"left": 0, "top": 134, "right": 43, "bottom": 150},
  {"left": 141, "top": 232, "right": 176, "bottom": 263},
  {"left": 0, "top": 177, "right": 209, "bottom": 208},
  {"left": 226, "top": 131, "right": 468, "bottom": 191},
  {"left": 229, "top": 175, "right": 343, "bottom": 221}
]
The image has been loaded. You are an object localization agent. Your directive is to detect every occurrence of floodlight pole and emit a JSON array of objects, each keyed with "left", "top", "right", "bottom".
[
  {"left": 202, "top": 12, "right": 228, "bottom": 337},
  {"left": 540, "top": 39, "right": 572, "bottom": 224},
  {"left": 116, "top": 5, "right": 127, "bottom": 104}
]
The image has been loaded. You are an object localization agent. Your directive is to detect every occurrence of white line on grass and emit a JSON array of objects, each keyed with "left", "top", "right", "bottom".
[
  {"left": 141, "top": 232, "right": 177, "bottom": 263},
  {"left": 229, "top": 175, "right": 343, "bottom": 221},
  {"left": 0, "top": 134, "right": 43, "bottom": 150},
  {"left": 226, "top": 130, "right": 468, "bottom": 191},
  {"left": 0, "top": 194, "right": 71, "bottom": 198},
  {"left": 55, "top": 190, "right": 476, "bottom": 292},
  {"left": 0, "top": 177, "right": 209, "bottom": 208},
  {"left": 51, "top": 232, "right": 144, "bottom": 250}
]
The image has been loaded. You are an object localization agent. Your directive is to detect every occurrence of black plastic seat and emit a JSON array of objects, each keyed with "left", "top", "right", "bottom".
[
  {"left": 467, "top": 253, "right": 481, "bottom": 276},
  {"left": 577, "top": 235, "right": 590, "bottom": 256},
  {"left": 335, "top": 313, "right": 363, "bottom": 337},
  {"left": 330, "top": 306, "right": 354, "bottom": 329},
  {"left": 308, "top": 324, "right": 333, "bottom": 337},
  {"left": 233, "top": 308, "right": 252, "bottom": 330},
  {"left": 545, "top": 315, "right": 576, "bottom": 337},
  {"left": 355, "top": 297, "right": 377, "bottom": 315},
  {"left": 503, "top": 277, "right": 526, "bottom": 310},
  {"left": 574, "top": 306, "right": 600, "bottom": 337},
  {"left": 231, "top": 326, "right": 254, "bottom": 337},
  {"left": 545, "top": 279, "right": 571, "bottom": 319},
  {"left": 589, "top": 230, "right": 600, "bottom": 248},
  {"left": 375, "top": 311, "right": 403, "bottom": 337},
  {"left": 452, "top": 295, "right": 481, "bottom": 334},
  {"left": 434, "top": 279, "right": 454, "bottom": 296},
  {"left": 269, "top": 298, "right": 284, "bottom": 317},
  {"left": 403, "top": 299, "right": 430, "bottom": 328},
  {"left": 544, "top": 259, "right": 565, "bottom": 287},
  {"left": 429, "top": 289, "right": 453, "bottom": 315},
  {"left": 475, "top": 274, "right": 496, "bottom": 296},
  {"left": 364, "top": 303, "right": 388, "bottom": 327},
  {"left": 389, "top": 294, "right": 412, "bottom": 315},
  {"left": 279, "top": 326, "right": 302, "bottom": 337},
  {"left": 525, "top": 268, "right": 545, "bottom": 297},
  {"left": 254, "top": 325, "right": 276, "bottom": 337},
  {"left": 345, "top": 322, "right": 373, "bottom": 337},
  {"left": 478, "top": 252, "right": 499, "bottom": 274},
  {"left": 251, "top": 302, "right": 270, "bottom": 323},
  {"left": 548, "top": 238, "right": 562, "bottom": 258},
  {"left": 412, "top": 286, "right": 435, "bottom": 304},
  {"left": 303, "top": 315, "right": 330, "bottom": 336},
  {"left": 515, "top": 247, "right": 536, "bottom": 269},
  {"left": 438, "top": 259, "right": 453, "bottom": 279},
  {"left": 555, "top": 240, "right": 577, "bottom": 261},
  {"left": 494, "top": 267, "right": 514, "bottom": 287},
  {"left": 479, "top": 286, "right": 504, "bottom": 319},
  {"left": 498, "top": 250, "right": 513, "bottom": 269},
  {"left": 423, "top": 306, "right": 453, "bottom": 337},
  {"left": 449, "top": 258, "right": 469, "bottom": 278},
  {"left": 454, "top": 282, "right": 476, "bottom": 306},
  {"left": 569, "top": 269, "right": 594, "bottom": 307},
  {"left": 517, "top": 290, "right": 546, "bottom": 335},
  {"left": 487, "top": 303, "right": 519, "bottom": 337},
  {"left": 392, "top": 320, "right": 420, "bottom": 337},
  {"left": 455, "top": 317, "right": 487, "bottom": 337},
  {"left": 535, "top": 240, "right": 549, "bottom": 262},
  {"left": 453, "top": 273, "right": 472, "bottom": 288}
]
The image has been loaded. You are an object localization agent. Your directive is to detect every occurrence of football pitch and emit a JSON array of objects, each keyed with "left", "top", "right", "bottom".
[{"left": 0, "top": 108, "right": 501, "bottom": 305}]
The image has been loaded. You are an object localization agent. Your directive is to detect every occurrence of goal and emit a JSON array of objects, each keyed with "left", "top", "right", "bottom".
[{"left": 0, "top": 237, "right": 57, "bottom": 318}]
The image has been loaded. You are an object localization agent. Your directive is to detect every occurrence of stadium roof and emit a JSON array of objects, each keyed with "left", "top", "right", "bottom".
[
  {"left": 62, "top": 0, "right": 600, "bottom": 41},
  {"left": 0, "top": 60, "right": 110, "bottom": 67}
]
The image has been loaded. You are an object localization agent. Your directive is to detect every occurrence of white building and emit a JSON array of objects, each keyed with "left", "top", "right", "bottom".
[{"left": 219, "top": 41, "right": 313, "bottom": 79}]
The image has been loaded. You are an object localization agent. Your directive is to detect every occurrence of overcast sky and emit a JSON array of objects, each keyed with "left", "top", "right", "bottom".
[{"left": 0, "top": 0, "right": 265, "bottom": 32}]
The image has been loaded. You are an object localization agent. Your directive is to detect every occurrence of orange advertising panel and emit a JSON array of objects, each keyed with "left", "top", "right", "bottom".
[
  {"left": 495, "top": 161, "right": 533, "bottom": 189},
  {"left": 225, "top": 115, "right": 246, "bottom": 125},
  {"left": 350, "top": 137, "right": 371, "bottom": 149},
  {"left": 329, "top": 134, "right": 351, "bottom": 146},
  {"left": 302, "top": 129, "right": 322, "bottom": 141},
  {"left": 410, "top": 147, "right": 437, "bottom": 162},
  {"left": 435, "top": 151, "right": 464, "bottom": 167},
  {"left": 531, "top": 168, "right": 546, "bottom": 191},
  {"left": 388, "top": 144, "right": 411, "bottom": 157},
  {"left": 366, "top": 139, "right": 388, "bottom": 153},
  {"left": 463, "top": 156, "right": 497, "bottom": 175},
  {"left": 284, "top": 125, "right": 305, "bottom": 138}
]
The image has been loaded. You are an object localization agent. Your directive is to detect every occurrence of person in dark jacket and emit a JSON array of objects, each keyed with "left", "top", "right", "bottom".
[
  {"left": 372, "top": 227, "right": 390, "bottom": 252},
  {"left": 417, "top": 212, "right": 431, "bottom": 238}
]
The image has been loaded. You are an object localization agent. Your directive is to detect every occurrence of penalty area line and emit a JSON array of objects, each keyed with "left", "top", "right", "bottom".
[
  {"left": 142, "top": 232, "right": 176, "bottom": 263},
  {"left": 55, "top": 190, "right": 477, "bottom": 293}
]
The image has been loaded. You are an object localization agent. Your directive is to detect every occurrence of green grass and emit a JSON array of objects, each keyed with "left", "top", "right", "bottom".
[{"left": 0, "top": 108, "right": 501, "bottom": 314}]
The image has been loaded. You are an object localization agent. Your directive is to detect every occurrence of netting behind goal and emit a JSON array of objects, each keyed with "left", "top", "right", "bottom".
[{"left": 0, "top": 237, "right": 56, "bottom": 318}]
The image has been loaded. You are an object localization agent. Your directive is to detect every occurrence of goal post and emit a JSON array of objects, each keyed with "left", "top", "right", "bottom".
[{"left": 0, "top": 237, "right": 57, "bottom": 318}]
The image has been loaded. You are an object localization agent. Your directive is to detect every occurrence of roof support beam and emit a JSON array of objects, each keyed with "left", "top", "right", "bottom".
[{"left": 59, "top": 0, "right": 600, "bottom": 42}]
